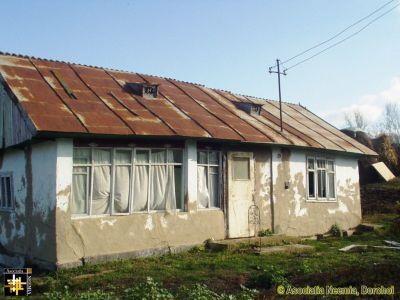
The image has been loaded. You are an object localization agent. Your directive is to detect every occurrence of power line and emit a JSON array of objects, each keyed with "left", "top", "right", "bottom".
[
  {"left": 281, "top": 0, "right": 397, "bottom": 66},
  {"left": 284, "top": 2, "right": 400, "bottom": 71}
]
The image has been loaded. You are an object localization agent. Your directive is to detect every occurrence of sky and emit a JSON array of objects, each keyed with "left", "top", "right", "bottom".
[{"left": 1, "top": 0, "right": 400, "bottom": 129}]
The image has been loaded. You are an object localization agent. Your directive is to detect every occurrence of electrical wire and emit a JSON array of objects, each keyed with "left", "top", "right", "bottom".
[
  {"left": 281, "top": 0, "right": 397, "bottom": 65},
  {"left": 284, "top": 2, "right": 400, "bottom": 71}
]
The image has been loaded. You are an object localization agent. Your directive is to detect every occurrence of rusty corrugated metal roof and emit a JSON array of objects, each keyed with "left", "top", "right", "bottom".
[{"left": 0, "top": 52, "right": 376, "bottom": 155}]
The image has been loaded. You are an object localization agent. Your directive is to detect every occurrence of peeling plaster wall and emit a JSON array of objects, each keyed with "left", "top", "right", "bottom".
[
  {"left": 253, "top": 149, "right": 272, "bottom": 231},
  {"left": 29, "top": 141, "right": 57, "bottom": 265},
  {"left": 0, "top": 149, "right": 26, "bottom": 267},
  {"left": 272, "top": 147, "right": 361, "bottom": 236},
  {"left": 55, "top": 139, "right": 225, "bottom": 268}
]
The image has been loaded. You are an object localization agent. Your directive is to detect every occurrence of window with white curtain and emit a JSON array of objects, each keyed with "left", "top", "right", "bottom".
[
  {"left": 72, "top": 147, "right": 183, "bottom": 216},
  {"left": 307, "top": 156, "right": 336, "bottom": 201},
  {"left": 197, "top": 150, "right": 220, "bottom": 208}
]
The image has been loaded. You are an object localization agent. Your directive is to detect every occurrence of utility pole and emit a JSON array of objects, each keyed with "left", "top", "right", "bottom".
[{"left": 269, "top": 59, "right": 286, "bottom": 132}]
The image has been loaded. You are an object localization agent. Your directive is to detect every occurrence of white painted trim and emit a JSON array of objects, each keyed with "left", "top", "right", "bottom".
[{"left": 306, "top": 155, "right": 337, "bottom": 202}]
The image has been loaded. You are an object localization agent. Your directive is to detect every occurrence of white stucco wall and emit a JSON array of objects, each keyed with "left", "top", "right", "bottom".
[
  {"left": 0, "top": 149, "right": 27, "bottom": 267},
  {"left": 184, "top": 140, "right": 197, "bottom": 211},
  {"left": 55, "top": 139, "right": 73, "bottom": 213},
  {"left": 31, "top": 141, "right": 57, "bottom": 221},
  {"left": 271, "top": 147, "right": 361, "bottom": 236},
  {"left": 55, "top": 139, "right": 225, "bottom": 268},
  {"left": 29, "top": 141, "right": 58, "bottom": 264}
]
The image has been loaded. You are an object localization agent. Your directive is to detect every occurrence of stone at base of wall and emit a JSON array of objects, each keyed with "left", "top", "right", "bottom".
[{"left": 56, "top": 243, "right": 198, "bottom": 270}]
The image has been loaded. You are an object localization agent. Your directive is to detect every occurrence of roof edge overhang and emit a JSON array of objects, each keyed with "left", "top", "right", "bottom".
[{"left": 0, "top": 131, "right": 374, "bottom": 158}]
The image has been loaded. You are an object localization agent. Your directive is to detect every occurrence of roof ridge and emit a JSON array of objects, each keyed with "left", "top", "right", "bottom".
[{"left": 0, "top": 50, "right": 299, "bottom": 106}]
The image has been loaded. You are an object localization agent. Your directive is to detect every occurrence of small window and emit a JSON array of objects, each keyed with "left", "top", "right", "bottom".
[
  {"left": 233, "top": 102, "right": 262, "bottom": 116},
  {"left": 307, "top": 157, "right": 336, "bottom": 201},
  {"left": 232, "top": 157, "right": 250, "bottom": 180},
  {"left": 125, "top": 82, "right": 159, "bottom": 99},
  {"left": 250, "top": 105, "right": 261, "bottom": 115},
  {"left": 0, "top": 173, "right": 13, "bottom": 210}
]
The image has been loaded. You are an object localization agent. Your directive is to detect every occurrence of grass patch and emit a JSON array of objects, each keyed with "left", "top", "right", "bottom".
[{"left": 4, "top": 214, "right": 400, "bottom": 299}]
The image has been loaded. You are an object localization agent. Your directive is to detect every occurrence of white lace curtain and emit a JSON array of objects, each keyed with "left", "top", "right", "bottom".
[
  {"left": 73, "top": 148, "right": 178, "bottom": 214},
  {"left": 197, "top": 165, "right": 218, "bottom": 208}
]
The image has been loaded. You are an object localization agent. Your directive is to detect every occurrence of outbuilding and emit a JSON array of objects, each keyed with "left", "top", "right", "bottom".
[{"left": 0, "top": 52, "right": 376, "bottom": 269}]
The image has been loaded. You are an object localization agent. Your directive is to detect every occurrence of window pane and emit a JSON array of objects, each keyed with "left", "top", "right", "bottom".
[
  {"left": 115, "top": 150, "right": 131, "bottom": 164},
  {"left": 209, "top": 151, "right": 219, "bottom": 164},
  {"left": 168, "top": 149, "right": 182, "bottom": 163},
  {"left": 198, "top": 151, "right": 207, "bottom": 164},
  {"left": 233, "top": 157, "right": 250, "bottom": 180},
  {"left": 317, "top": 159, "right": 326, "bottom": 169},
  {"left": 72, "top": 174, "right": 87, "bottom": 214},
  {"left": 5, "top": 177, "right": 11, "bottom": 208},
  {"left": 1, "top": 178, "right": 5, "bottom": 208},
  {"left": 328, "top": 173, "right": 335, "bottom": 198},
  {"left": 93, "top": 149, "right": 111, "bottom": 164},
  {"left": 92, "top": 166, "right": 111, "bottom": 214},
  {"left": 174, "top": 166, "right": 182, "bottom": 209},
  {"left": 149, "top": 164, "right": 177, "bottom": 211},
  {"left": 73, "top": 148, "right": 91, "bottom": 164},
  {"left": 73, "top": 166, "right": 87, "bottom": 173},
  {"left": 197, "top": 166, "right": 209, "bottom": 208},
  {"left": 210, "top": 166, "right": 219, "bottom": 174},
  {"left": 327, "top": 161, "right": 334, "bottom": 172},
  {"left": 136, "top": 150, "right": 149, "bottom": 163},
  {"left": 308, "top": 171, "right": 315, "bottom": 198},
  {"left": 317, "top": 170, "right": 327, "bottom": 198},
  {"left": 307, "top": 158, "right": 314, "bottom": 170},
  {"left": 150, "top": 165, "right": 168, "bottom": 210},
  {"left": 114, "top": 166, "right": 130, "bottom": 213},
  {"left": 133, "top": 165, "right": 149, "bottom": 211},
  {"left": 209, "top": 173, "right": 219, "bottom": 207},
  {"left": 151, "top": 149, "right": 166, "bottom": 163}
]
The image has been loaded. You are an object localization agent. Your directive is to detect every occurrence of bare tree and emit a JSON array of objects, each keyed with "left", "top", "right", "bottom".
[
  {"left": 344, "top": 110, "right": 368, "bottom": 131},
  {"left": 380, "top": 103, "right": 400, "bottom": 143}
]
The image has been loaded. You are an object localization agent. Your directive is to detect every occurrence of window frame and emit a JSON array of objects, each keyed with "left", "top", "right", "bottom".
[
  {"left": 72, "top": 147, "right": 184, "bottom": 217},
  {"left": 0, "top": 172, "right": 14, "bottom": 211},
  {"left": 133, "top": 147, "right": 184, "bottom": 214},
  {"left": 232, "top": 156, "right": 251, "bottom": 181},
  {"left": 197, "top": 150, "right": 222, "bottom": 209},
  {"left": 306, "top": 156, "right": 336, "bottom": 202}
]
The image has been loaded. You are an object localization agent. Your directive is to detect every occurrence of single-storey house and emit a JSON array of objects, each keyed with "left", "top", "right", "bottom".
[{"left": 0, "top": 52, "right": 376, "bottom": 269}]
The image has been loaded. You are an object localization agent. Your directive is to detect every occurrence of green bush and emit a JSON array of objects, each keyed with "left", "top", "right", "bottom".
[
  {"left": 252, "top": 265, "right": 289, "bottom": 289},
  {"left": 258, "top": 229, "right": 273, "bottom": 237}
]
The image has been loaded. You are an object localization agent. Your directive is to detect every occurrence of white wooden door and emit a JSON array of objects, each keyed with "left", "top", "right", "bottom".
[{"left": 227, "top": 152, "right": 254, "bottom": 238}]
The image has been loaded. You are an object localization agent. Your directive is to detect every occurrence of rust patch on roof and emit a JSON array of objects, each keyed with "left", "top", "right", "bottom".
[{"left": 0, "top": 52, "right": 377, "bottom": 155}]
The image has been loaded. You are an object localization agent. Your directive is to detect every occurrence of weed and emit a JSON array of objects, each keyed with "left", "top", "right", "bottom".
[
  {"left": 178, "top": 283, "right": 220, "bottom": 299},
  {"left": 122, "top": 277, "right": 173, "bottom": 300},
  {"left": 329, "top": 223, "right": 342, "bottom": 237},
  {"left": 252, "top": 265, "right": 290, "bottom": 289},
  {"left": 258, "top": 229, "right": 273, "bottom": 237},
  {"left": 44, "top": 286, "right": 114, "bottom": 300}
]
